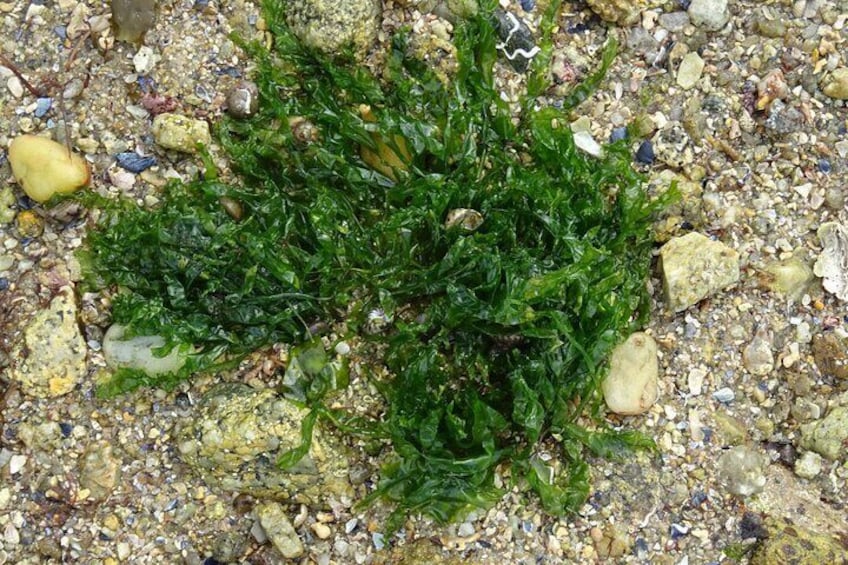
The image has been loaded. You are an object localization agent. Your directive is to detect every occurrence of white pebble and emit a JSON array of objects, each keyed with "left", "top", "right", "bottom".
[
  {"left": 8, "top": 454, "right": 26, "bottom": 474},
  {"left": 6, "top": 76, "right": 23, "bottom": 98}
]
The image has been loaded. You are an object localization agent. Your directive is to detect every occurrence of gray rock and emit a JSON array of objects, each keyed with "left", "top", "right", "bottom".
[
  {"left": 255, "top": 501, "right": 304, "bottom": 559},
  {"left": 9, "top": 287, "right": 86, "bottom": 398},
  {"left": 658, "top": 11, "right": 690, "bottom": 32},
  {"left": 602, "top": 332, "right": 659, "bottom": 415},
  {"left": 800, "top": 404, "right": 848, "bottom": 460},
  {"left": 79, "top": 441, "right": 122, "bottom": 501},
  {"left": 764, "top": 99, "right": 804, "bottom": 135},
  {"left": 794, "top": 451, "right": 823, "bottom": 479},
  {"left": 688, "top": 0, "right": 730, "bottom": 31},
  {"left": 653, "top": 124, "right": 693, "bottom": 169},
  {"left": 676, "top": 52, "right": 704, "bottom": 90},
  {"left": 152, "top": 113, "right": 211, "bottom": 153},
  {"left": 813, "top": 222, "right": 848, "bottom": 301},
  {"left": 743, "top": 327, "right": 774, "bottom": 376},
  {"left": 285, "top": 0, "right": 380, "bottom": 57},
  {"left": 821, "top": 67, "right": 848, "bottom": 100},
  {"left": 659, "top": 232, "right": 740, "bottom": 312},
  {"left": 717, "top": 446, "right": 767, "bottom": 497},
  {"left": 176, "top": 383, "right": 352, "bottom": 504}
]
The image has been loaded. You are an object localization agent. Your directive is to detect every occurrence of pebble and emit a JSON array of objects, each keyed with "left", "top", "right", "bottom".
[
  {"left": 750, "top": 517, "right": 848, "bottom": 564},
  {"left": 687, "top": 0, "right": 729, "bottom": 30},
  {"left": 79, "top": 441, "right": 121, "bottom": 501},
  {"left": 799, "top": 404, "right": 848, "bottom": 460},
  {"left": 111, "top": 0, "right": 157, "bottom": 42},
  {"left": 659, "top": 232, "right": 740, "bottom": 312},
  {"left": 761, "top": 255, "right": 815, "bottom": 301},
  {"left": 635, "top": 140, "right": 655, "bottom": 164},
  {"left": 102, "top": 324, "right": 187, "bottom": 376},
  {"left": 811, "top": 333, "right": 848, "bottom": 381},
  {"left": 33, "top": 97, "right": 52, "bottom": 118},
  {"left": 8, "top": 134, "right": 91, "bottom": 203},
  {"left": 794, "top": 451, "right": 823, "bottom": 479},
  {"left": 659, "top": 11, "right": 690, "bottom": 32},
  {"left": 676, "top": 52, "right": 704, "bottom": 90},
  {"left": 494, "top": 10, "right": 538, "bottom": 73},
  {"left": 255, "top": 501, "right": 304, "bottom": 558},
  {"left": 151, "top": 113, "right": 212, "bottom": 153},
  {"left": 132, "top": 45, "right": 160, "bottom": 74},
  {"left": 115, "top": 151, "right": 157, "bottom": 173},
  {"left": 821, "top": 67, "right": 848, "bottom": 100},
  {"left": 311, "top": 522, "right": 332, "bottom": 539},
  {"left": 813, "top": 222, "right": 848, "bottom": 301},
  {"left": 284, "top": 0, "right": 380, "bottom": 57},
  {"left": 712, "top": 387, "right": 735, "bottom": 403},
  {"left": 8, "top": 454, "right": 26, "bottom": 475},
  {"left": 742, "top": 327, "right": 774, "bottom": 376},
  {"left": 601, "top": 332, "right": 659, "bottom": 415},
  {"left": 717, "top": 446, "right": 767, "bottom": 497},
  {"left": 6, "top": 76, "right": 23, "bottom": 98},
  {"left": 572, "top": 130, "right": 604, "bottom": 157}
]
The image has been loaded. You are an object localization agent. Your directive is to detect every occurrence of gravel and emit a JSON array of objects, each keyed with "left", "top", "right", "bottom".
[{"left": 1, "top": 0, "right": 847, "bottom": 563}]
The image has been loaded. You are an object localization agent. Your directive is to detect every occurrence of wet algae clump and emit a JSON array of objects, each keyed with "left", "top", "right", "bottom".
[{"left": 81, "top": 0, "right": 669, "bottom": 528}]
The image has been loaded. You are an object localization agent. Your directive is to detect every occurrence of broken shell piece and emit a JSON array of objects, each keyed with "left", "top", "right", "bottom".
[
  {"left": 288, "top": 117, "right": 320, "bottom": 144},
  {"left": 8, "top": 135, "right": 91, "bottom": 203},
  {"left": 445, "top": 208, "right": 484, "bottom": 232},
  {"left": 813, "top": 221, "right": 848, "bottom": 301}
]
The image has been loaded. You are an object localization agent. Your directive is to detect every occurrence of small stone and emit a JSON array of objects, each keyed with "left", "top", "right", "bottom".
[
  {"left": 132, "top": 45, "right": 159, "bottom": 74},
  {"left": 255, "top": 502, "right": 304, "bottom": 559},
  {"left": 811, "top": 333, "right": 848, "bottom": 382},
  {"left": 8, "top": 135, "right": 91, "bottom": 203},
  {"left": 111, "top": 0, "right": 157, "bottom": 42},
  {"left": 659, "top": 232, "right": 740, "bottom": 312},
  {"left": 799, "top": 404, "right": 848, "bottom": 460},
  {"left": 717, "top": 446, "right": 767, "bottom": 497},
  {"left": 79, "top": 441, "right": 121, "bottom": 501},
  {"left": 743, "top": 327, "right": 774, "bottom": 376},
  {"left": 9, "top": 454, "right": 27, "bottom": 474},
  {"left": 572, "top": 130, "right": 604, "bottom": 158},
  {"left": 115, "top": 152, "right": 157, "bottom": 174},
  {"left": 676, "top": 52, "right": 704, "bottom": 90},
  {"left": 659, "top": 11, "right": 690, "bottom": 32},
  {"left": 713, "top": 387, "right": 735, "bottom": 403},
  {"left": 602, "top": 332, "right": 659, "bottom": 415},
  {"left": 311, "top": 522, "right": 332, "bottom": 539},
  {"left": 821, "top": 67, "right": 848, "bottom": 100},
  {"left": 585, "top": 0, "right": 650, "bottom": 25},
  {"left": 688, "top": 0, "right": 729, "bottom": 31},
  {"left": 813, "top": 222, "right": 848, "bottom": 301},
  {"left": 635, "top": 140, "right": 655, "bottom": 164},
  {"left": 713, "top": 411, "right": 747, "bottom": 445},
  {"left": 6, "top": 76, "right": 23, "bottom": 98},
  {"left": 15, "top": 210, "right": 44, "bottom": 238},
  {"left": 152, "top": 113, "right": 212, "bottom": 153},
  {"left": 794, "top": 451, "right": 823, "bottom": 479},
  {"left": 755, "top": 18, "right": 786, "bottom": 38},
  {"left": 9, "top": 287, "right": 87, "bottom": 397},
  {"left": 102, "top": 324, "right": 188, "bottom": 376},
  {"left": 760, "top": 255, "right": 815, "bottom": 301},
  {"left": 225, "top": 81, "right": 259, "bottom": 119},
  {"left": 33, "top": 97, "right": 52, "bottom": 118},
  {"left": 493, "top": 10, "right": 538, "bottom": 73},
  {"left": 444, "top": 208, "right": 484, "bottom": 232}
]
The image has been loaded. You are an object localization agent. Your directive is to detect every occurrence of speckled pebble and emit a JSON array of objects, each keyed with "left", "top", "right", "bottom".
[{"left": 152, "top": 113, "right": 212, "bottom": 153}]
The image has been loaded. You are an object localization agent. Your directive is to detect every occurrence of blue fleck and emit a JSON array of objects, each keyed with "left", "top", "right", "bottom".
[
  {"left": 633, "top": 537, "right": 649, "bottom": 556},
  {"left": 53, "top": 25, "right": 67, "bottom": 40},
  {"left": 610, "top": 127, "right": 628, "bottom": 143},
  {"left": 116, "top": 152, "right": 157, "bottom": 173},
  {"left": 215, "top": 66, "right": 242, "bottom": 78},
  {"left": 34, "top": 97, "right": 52, "bottom": 118},
  {"left": 59, "top": 422, "right": 73, "bottom": 437},
  {"left": 194, "top": 0, "right": 209, "bottom": 8},
  {"left": 519, "top": 0, "right": 535, "bottom": 10},
  {"left": 567, "top": 22, "right": 591, "bottom": 34},
  {"left": 670, "top": 523, "right": 689, "bottom": 540},
  {"left": 0, "top": 278, "right": 8, "bottom": 291},
  {"left": 635, "top": 140, "right": 655, "bottom": 164},
  {"left": 713, "top": 387, "right": 735, "bottom": 403},
  {"left": 691, "top": 490, "right": 708, "bottom": 506},
  {"left": 372, "top": 532, "right": 385, "bottom": 550},
  {"left": 818, "top": 159, "right": 831, "bottom": 173},
  {"left": 137, "top": 75, "right": 155, "bottom": 94},
  {"left": 701, "top": 427, "right": 713, "bottom": 443},
  {"left": 522, "top": 520, "right": 534, "bottom": 533}
]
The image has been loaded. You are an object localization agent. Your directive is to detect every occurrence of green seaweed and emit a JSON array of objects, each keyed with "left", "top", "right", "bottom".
[{"left": 80, "top": 0, "right": 670, "bottom": 529}]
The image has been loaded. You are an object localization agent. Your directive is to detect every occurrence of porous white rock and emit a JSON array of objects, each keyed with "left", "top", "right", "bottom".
[{"left": 602, "top": 332, "right": 659, "bottom": 415}]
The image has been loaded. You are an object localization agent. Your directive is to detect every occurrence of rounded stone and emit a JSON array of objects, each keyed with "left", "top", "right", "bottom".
[
  {"left": 225, "top": 81, "right": 259, "bottom": 119},
  {"left": 285, "top": 0, "right": 380, "bottom": 57},
  {"left": 602, "top": 332, "right": 659, "bottom": 415}
]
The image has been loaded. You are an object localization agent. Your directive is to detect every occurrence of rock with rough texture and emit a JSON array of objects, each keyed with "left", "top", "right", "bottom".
[
  {"left": 760, "top": 254, "right": 815, "bottom": 300},
  {"left": 111, "top": 0, "right": 156, "bottom": 43},
  {"left": 688, "top": 0, "right": 730, "bottom": 31},
  {"left": 255, "top": 502, "right": 304, "bottom": 559},
  {"left": 9, "top": 287, "right": 86, "bottom": 398},
  {"left": 794, "top": 450, "right": 822, "bottom": 479},
  {"left": 717, "top": 446, "right": 767, "bottom": 497},
  {"left": 285, "top": 0, "right": 380, "bottom": 57},
  {"left": 102, "top": 324, "right": 188, "bottom": 377},
  {"left": 676, "top": 52, "right": 704, "bottom": 89},
  {"left": 585, "top": 0, "right": 653, "bottom": 25},
  {"left": 811, "top": 332, "right": 848, "bottom": 382},
  {"left": 176, "top": 383, "right": 352, "bottom": 504},
  {"left": 799, "top": 404, "right": 848, "bottom": 461},
  {"left": 821, "top": 67, "right": 848, "bottom": 100},
  {"left": 750, "top": 517, "right": 848, "bottom": 565},
  {"left": 659, "top": 232, "right": 740, "bottom": 312},
  {"left": 79, "top": 441, "right": 122, "bottom": 501},
  {"left": 602, "top": 332, "right": 659, "bottom": 415},
  {"left": 813, "top": 222, "right": 848, "bottom": 301},
  {"left": 151, "top": 113, "right": 211, "bottom": 153}
]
